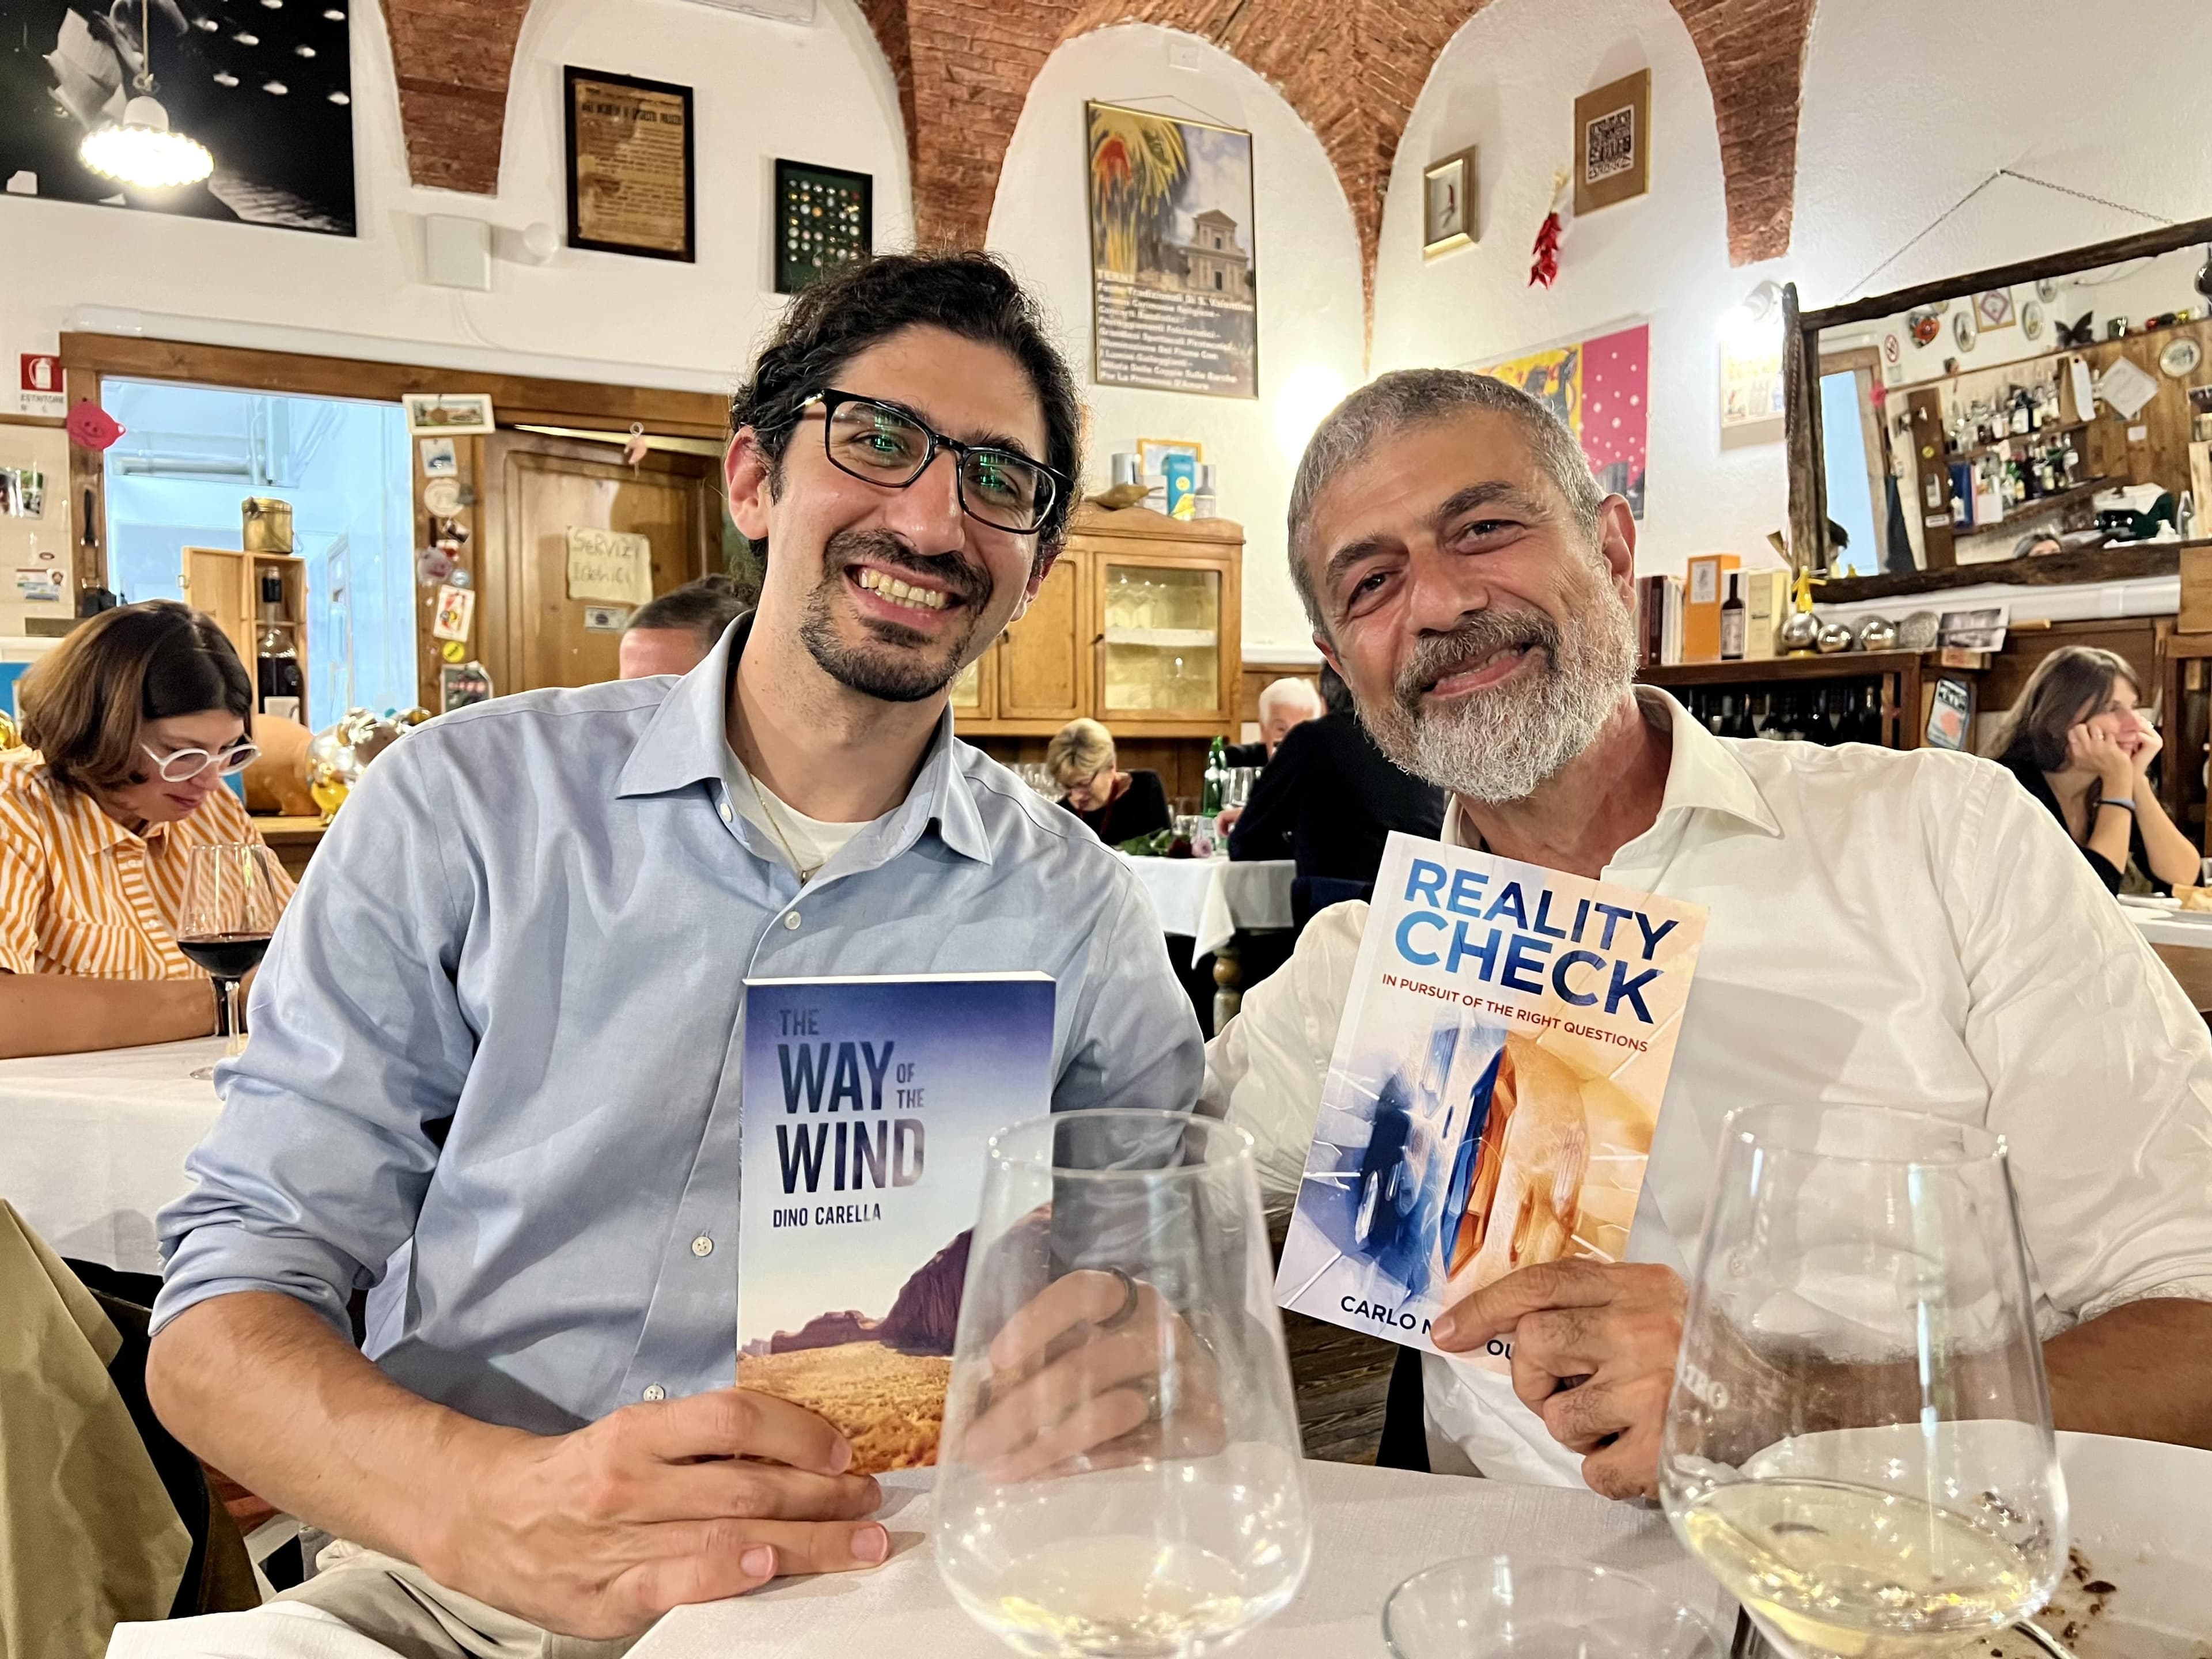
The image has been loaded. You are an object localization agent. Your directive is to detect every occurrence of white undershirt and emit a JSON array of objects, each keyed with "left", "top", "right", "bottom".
[{"left": 726, "top": 762, "right": 884, "bottom": 880}]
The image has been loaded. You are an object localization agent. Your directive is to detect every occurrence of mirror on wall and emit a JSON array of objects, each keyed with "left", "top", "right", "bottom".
[{"left": 1793, "top": 219, "right": 2212, "bottom": 581}]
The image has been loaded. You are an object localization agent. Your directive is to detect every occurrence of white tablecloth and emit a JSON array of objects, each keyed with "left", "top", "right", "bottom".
[
  {"left": 632, "top": 1460, "right": 1731, "bottom": 1658},
  {"left": 0, "top": 1037, "right": 225, "bottom": 1274},
  {"left": 2122, "top": 902, "right": 2212, "bottom": 950},
  {"left": 1117, "top": 854, "right": 1296, "bottom": 965}
]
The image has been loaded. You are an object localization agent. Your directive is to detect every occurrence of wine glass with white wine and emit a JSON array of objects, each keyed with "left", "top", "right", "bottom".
[
  {"left": 1660, "top": 1104, "right": 2067, "bottom": 1659},
  {"left": 933, "top": 1108, "right": 1312, "bottom": 1658}
]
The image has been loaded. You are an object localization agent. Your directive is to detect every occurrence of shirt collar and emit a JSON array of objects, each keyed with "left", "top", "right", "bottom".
[
  {"left": 615, "top": 609, "right": 994, "bottom": 866},
  {"left": 1442, "top": 685, "right": 1782, "bottom": 847},
  {"left": 32, "top": 763, "right": 150, "bottom": 853}
]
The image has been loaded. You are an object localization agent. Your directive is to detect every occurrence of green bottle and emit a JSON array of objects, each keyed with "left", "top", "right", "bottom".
[{"left": 1201, "top": 736, "right": 1226, "bottom": 815}]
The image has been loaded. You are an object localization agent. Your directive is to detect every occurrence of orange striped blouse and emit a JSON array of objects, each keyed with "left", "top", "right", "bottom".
[{"left": 0, "top": 758, "right": 295, "bottom": 980}]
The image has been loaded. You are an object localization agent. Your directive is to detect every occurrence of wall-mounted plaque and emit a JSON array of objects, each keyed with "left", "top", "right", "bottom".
[
  {"left": 1574, "top": 69, "right": 1650, "bottom": 215},
  {"left": 775, "top": 160, "right": 872, "bottom": 294},
  {"left": 565, "top": 67, "right": 696, "bottom": 262}
]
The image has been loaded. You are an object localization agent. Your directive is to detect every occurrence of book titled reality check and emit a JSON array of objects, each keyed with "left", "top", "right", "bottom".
[
  {"left": 736, "top": 973, "right": 1055, "bottom": 1475},
  {"left": 1275, "top": 833, "right": 1706, "bottom": 1369}
]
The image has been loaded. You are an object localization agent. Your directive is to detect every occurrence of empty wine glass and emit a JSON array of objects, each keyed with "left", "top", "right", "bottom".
[
  {"left": 1383, "top": 1557, "right": 1724, "bottom": 1659},
  {"left": 934, "top": 1109, "right": 1311, "bottom": 1657},
  {"left": 177, "top": 842, "right": 286, "bottom": 1075},
  {"left": 1660, "top": 1104, "right": 2066, "bottom": 1659}
]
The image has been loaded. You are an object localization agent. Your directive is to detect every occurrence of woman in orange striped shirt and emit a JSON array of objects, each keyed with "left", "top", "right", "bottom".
[{"left": 1, "top": 601, "right": 292, "bottom": 1059}]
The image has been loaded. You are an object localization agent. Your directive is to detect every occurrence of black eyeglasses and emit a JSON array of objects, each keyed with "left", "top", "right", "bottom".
[{"left": 797, "top": 389, "right": 1068, "bottom": 536}]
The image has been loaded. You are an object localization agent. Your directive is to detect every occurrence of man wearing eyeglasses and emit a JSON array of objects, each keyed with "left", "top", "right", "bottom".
[{"left": 145, "top": 253, "right": 1203, "bottom": 1652}]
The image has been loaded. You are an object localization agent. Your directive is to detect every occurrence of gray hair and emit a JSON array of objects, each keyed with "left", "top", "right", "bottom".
[
  {"left": 1256, "top": 676, "right": 1324, "bottom": 721},
  {"left": 1286, "top": 370, "right": 1607, "bottom": 632}
]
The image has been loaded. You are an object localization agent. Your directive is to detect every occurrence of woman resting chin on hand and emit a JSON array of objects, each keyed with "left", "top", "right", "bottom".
[
  {"left": 1987, "top": 645, "right": 2199, "bottom": 896},
  {"left": 0, "top": 601, "right": 292, "bottom": 1059}
]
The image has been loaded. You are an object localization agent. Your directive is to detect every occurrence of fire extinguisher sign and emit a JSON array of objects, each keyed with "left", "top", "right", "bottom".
[{"left": 18, "top": 354, "right": 64, "bottom": 417}]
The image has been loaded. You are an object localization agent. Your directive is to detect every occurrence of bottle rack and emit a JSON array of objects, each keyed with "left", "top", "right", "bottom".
[{"left": 1641, "top": 650, "right": 1982, "bottom": 752}]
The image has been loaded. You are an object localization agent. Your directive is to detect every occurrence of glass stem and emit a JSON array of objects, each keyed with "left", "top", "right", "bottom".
[{"left": 222, "top": 977, "right": 248, "bottom": 1056}]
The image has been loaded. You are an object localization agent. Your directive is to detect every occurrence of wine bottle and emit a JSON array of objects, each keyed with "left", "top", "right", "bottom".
[
  {"left": 1201, "top": 736, "right": 1226, "bottom": 815},
  {"left": 1719, "top": 574, "right": 1747, "bottom": 661}
]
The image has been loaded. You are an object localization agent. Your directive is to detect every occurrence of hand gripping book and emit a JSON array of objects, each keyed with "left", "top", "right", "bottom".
[
  {"left": 1275, "top": 832, "right": 1705, "bottom": 1369},
  {"left": 737, "top": 972, "right": 1054, "bottom": 1473}
]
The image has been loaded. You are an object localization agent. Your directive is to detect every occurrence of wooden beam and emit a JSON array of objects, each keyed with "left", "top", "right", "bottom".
[
  {"left": 1816, "top": 541, "right": 2183, "bottom": 605},
  {"left": 1799, "top": 215, "right": 2212, "bottom": 336},
  {"left": 59, "top": 335, "right": 730, "bottom": 438}
]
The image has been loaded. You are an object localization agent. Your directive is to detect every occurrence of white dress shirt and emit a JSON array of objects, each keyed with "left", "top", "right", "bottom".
[{"left": 1204, "top": 690, "right": 2212, "bottom": 1484}]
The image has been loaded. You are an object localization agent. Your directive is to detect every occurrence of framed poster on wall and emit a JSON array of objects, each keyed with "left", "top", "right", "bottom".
[
  {"left": 775, "top": 159, "right": 872, "bottom": 294},
  {"left": 1574, "top": 70, "right": 1650, "bottom": 215},
  {"left": 565, "top": 67, "right": 695, "bottom": 262},
  {"left": 1478, "top": 322, "right": 1649, "bottom": 518},
  {"left": 0, "top": 0, "right": 355, "bottom": 233},
  {"left": 1086, "top": 101, "right": 1257, "bottom": 399}
]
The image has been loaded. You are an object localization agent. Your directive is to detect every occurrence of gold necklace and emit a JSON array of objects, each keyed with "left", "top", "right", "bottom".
[{"left": 744, "top": 769, "right": 824, "bottom": 884}]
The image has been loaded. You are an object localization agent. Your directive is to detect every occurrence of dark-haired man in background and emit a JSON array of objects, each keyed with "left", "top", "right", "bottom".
[
  {"left": 617, "top": 574, "right": 751, "bottom": 680},
  {"left": 146, "top": 253, "right": 1201, "bottom": 1652}
]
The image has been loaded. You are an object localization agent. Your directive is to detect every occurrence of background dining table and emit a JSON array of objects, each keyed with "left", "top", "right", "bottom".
[
  {"left": 1113, "top": 852, "right": 1294, "bottom": 968},
  {"left": 0, "top": 1036, "right": 225, "bottom": 1274}
]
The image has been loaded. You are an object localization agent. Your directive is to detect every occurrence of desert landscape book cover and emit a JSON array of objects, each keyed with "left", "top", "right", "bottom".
[
  {"left": 737, "top": 972, "right": 1055, "bottom": 1473},
  {"left": 1275, "top": 832, "right": 1705, "bottom": 1371}
]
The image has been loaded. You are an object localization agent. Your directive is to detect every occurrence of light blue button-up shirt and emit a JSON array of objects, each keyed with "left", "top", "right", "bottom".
[{"left": 154, "top": 616, "right": 1204, "bottom": 1433}]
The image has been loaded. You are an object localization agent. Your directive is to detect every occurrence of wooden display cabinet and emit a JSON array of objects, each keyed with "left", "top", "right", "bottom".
[
  {"left": 180, "top": 546, "right": 308, "bottom": 717},
  {"left": 958, "top": 506, "right": 1243, "bottom": 738}
]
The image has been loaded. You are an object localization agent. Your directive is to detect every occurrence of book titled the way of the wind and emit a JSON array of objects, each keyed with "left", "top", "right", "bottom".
[
  {"left": 736, "top": 972, "right": 1055, "bottom": 1474},
  {"left": 1276, "top": 832, "right": 1706, "bottom": 1371}
]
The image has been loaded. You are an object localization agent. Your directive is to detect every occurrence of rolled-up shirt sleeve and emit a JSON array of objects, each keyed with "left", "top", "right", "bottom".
[
  {"left": 1949, "top": 759, "right": 2212, "bottom": 1325},
  {"left": 153, "top": 735, "right": 477, "bottom": 1338}
]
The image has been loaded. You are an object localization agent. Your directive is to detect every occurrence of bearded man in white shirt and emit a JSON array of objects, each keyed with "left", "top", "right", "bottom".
[{"left": 1205, "top": 369, "right": 2212, "bottom": 1498}]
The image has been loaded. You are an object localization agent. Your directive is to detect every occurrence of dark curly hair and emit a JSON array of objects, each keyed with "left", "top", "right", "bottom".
[{"left": 729, "top": 251, "right": 1084, "bottom": 562}]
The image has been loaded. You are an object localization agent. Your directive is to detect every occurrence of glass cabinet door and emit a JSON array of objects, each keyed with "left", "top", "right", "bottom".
[
  {"left": 1098, "top": 560, "right": 1223, "bottom": 719},
  {"left": 948, "top": 643, "right": 994, "bottom": 720}
]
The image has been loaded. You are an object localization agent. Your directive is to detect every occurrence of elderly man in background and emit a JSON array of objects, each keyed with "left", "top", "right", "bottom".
[
  {"left": 1205, "top": 368, "right": 2212, "bottom": 1498},
  {"left": 1222, "top": 675, "right": 1324, "bottom": 771},
  {"left": 616, "top": 573, "right": 750, "bottom": 679}
]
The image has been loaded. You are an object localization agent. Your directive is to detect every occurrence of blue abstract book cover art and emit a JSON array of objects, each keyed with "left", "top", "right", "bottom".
[
  {"left": 1275, "top": 834, "right": 1705, "bottom": 1368},
  {"left": 737, "top": 973, "right": 1054, "bottom": 1471}
]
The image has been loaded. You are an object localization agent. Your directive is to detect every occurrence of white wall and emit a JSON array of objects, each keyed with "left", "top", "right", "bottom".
[
  {"left": 987, "top": 25, "right": 1366, "bottom": 661},
  {"left": 1373, "top": 0, "right": 2212, "bottom": 578},
  {"left": 0, "top": 0, "right": 911, "bottom": 401}
]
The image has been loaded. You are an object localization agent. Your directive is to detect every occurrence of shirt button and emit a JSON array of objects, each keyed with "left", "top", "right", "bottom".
[
  {"left": 691, "top": 1233, "right": 714, "bottom": 1257},
  {"left": 783, "top": 911, "right": 801, "bottom": 930},
  {"left": 719, "top": 800, "right": 734, "bottom": 824},
  {"left": 641, "top": 1383, "right": 666, "bottom": 1402}
]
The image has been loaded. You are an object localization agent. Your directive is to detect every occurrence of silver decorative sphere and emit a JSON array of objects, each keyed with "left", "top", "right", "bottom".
[
  {"left": 1857, "top": 615, "right": 1900, "bottom": 652},
  {"left": 1816, "top": 620, "right": 1857, "bottom": 654},
  {"left": 1779, "top": 611, "right": 1823, "bottom": 654},
  {"left": 1897, "top": 611, "right": 1941, "bottom": 652}
]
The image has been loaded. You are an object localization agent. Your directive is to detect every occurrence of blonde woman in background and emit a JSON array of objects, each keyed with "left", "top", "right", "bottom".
[
  {"left": 1047, "top": 717, "right": 1171, "bottom": 844},
  {"left": 1986, "top": 645, "right": 2199, "bottom": 895}
]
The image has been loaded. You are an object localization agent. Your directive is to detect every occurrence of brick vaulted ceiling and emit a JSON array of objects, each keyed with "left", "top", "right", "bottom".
[{"left": 384, "top": 0, "right": 1815, "bottom": 283}]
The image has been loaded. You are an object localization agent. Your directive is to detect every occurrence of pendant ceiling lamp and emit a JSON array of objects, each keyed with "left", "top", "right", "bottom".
[{"left": 79, "top": 0, "right": 213, "bottom": 190}]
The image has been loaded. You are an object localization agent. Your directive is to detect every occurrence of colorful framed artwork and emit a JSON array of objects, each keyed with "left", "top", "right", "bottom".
[
  {"left": 1477, "top": 322, "right": 1649, "bottom": 518},
  {"left": 564, "top": 68, "right": 695, "bottom": 262},
  {"left": 402, "top": 393, "right": 496, "bottom": 437},
  {"left": 1423, "top": 145, "right": 1477, "bottom": 258},
  {"left": 1574, "top": 70, "right": 1650, "bottom": 215},
  {"left": 1974, "top": 288, "right": 2016, "bottom": 331},
  {"left": 775, "top": 160, "right": 873, "bottom": 295},
  {"left": 1088, "top": 101, "right": 1258, "bottom": 398}
]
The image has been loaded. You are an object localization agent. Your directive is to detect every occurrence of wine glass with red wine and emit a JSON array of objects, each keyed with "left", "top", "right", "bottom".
[{"left": 178, "top": 843, "right": 286, "bottom": 1071}]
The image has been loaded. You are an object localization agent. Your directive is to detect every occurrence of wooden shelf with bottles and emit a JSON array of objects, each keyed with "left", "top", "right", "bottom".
[
  {"left": 953, "top": 505, "right": 1243, "bottom": 738},
  {"left": 1641, "top": 650, "right": 1984, "bottom": 750},
  {"left": 180, "top": 546, "right": 309, "bottom": 719}
]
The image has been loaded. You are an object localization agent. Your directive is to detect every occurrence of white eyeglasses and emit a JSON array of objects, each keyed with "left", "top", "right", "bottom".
[{"left": 141, "top": 740, "right": 260, "bottom": 783}]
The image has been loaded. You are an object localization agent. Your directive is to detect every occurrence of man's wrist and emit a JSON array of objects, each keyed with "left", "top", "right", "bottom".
[{"left": 408, "top": 1411, "right": 532, "bottom": 1581}]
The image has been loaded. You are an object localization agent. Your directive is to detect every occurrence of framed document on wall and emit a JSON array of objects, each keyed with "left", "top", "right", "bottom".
[
  {"left": 565, "top": 67, "right": 696, "bottom": 262},
  {"left": 1574, "top": 69, "right": 1650, "bottom": 215}
]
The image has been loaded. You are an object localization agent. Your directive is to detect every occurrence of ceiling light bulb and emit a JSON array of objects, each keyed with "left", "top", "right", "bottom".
[{"left": 79, "top": 94, "right": 213, "bottom": 188}]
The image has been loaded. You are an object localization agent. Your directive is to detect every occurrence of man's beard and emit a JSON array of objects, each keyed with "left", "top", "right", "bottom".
[
  {"left": 1361, "top": 566, "right": 1637, "bottom": 804},
  {"left": 798, "top": 529, "right": 994, "bottom": 704}
]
